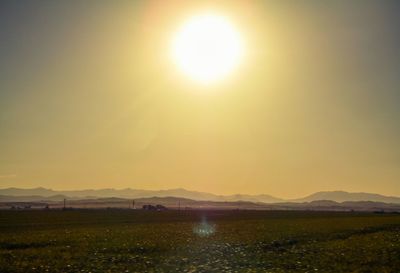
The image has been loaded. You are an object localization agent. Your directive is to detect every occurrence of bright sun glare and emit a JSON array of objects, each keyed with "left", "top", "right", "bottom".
[{"left": 171, "top": 13, "right": 244, "bottom": 85}]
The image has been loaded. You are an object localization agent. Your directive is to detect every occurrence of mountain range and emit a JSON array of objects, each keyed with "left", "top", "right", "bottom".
[{"left": 1, "top": 187, "right": 399, "bottom": 204}]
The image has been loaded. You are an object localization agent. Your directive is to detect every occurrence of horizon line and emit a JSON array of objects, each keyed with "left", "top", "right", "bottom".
[{"left": 1, "top": 186, "right": 399, "bottom": 200}]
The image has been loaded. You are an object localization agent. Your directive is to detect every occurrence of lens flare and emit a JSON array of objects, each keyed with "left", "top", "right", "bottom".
[{"left": 193, "top": 217, "right": 216, "bottom": 237}]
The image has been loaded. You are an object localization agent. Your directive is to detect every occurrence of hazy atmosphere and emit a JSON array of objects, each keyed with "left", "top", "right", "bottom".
[{"left": 1, "top": 0, "right": 400, "bottom": 198}]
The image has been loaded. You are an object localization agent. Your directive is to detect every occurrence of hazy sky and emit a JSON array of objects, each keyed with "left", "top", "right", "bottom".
[{"left": 1, "top": 0, "right": 400, "bottom": 198}]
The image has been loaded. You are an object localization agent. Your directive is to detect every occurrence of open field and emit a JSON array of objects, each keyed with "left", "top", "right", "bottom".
[{"left": 0, "top": 210, "right": 400, "bottom": 273}]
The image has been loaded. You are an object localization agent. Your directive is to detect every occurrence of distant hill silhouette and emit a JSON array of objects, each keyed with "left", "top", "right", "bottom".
[
  {"left": 0, "top": 188, "right": 399, "bottom": 204},
  {"left": 290, "top": 191, "right": 400, "bottom": 204},
  {"left": 0, "top": 187, "right": 282, "bottom": 203},
  {"left": 1, "top": 195, "right": 400, "bottom": 212}
]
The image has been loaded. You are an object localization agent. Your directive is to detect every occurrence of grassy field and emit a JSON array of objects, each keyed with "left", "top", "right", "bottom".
[{"left": 0, "top": 210, "right": 399, "bottom": 273}]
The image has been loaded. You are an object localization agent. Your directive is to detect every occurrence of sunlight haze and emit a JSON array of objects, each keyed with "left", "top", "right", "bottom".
[
  {"left": 1, "top": 1, "right": 400, "bottom": 199},
  {"left": 171, "top": 12, "right": 244, "bottom": 85}
]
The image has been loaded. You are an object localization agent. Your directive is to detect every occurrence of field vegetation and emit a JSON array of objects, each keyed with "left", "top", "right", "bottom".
[{"left": 0, "top": 210, "right": 399, "bottom": 272}]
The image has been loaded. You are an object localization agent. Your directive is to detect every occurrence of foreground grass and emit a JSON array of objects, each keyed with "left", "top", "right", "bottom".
[{"left": 0, "top": 210, "right": 399, "bottom": 272}]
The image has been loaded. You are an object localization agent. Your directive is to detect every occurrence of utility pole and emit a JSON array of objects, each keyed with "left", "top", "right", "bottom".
[
  {"left": 178, "top": 200, "right": 181, "bottom": 211},
  {"left": 132, "top": 200, "right": 135, "bottom": 209},
  {"left": 63, "top": 198, "right": 66, "bottom": 210}
]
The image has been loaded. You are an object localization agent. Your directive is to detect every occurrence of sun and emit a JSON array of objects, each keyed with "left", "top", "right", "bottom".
[{"left": 171, "top": 13, "right": 244, "bottom": 85}]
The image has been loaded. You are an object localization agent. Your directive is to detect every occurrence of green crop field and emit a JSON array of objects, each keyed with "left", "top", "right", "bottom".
[{"left": 0, "top": 210, "right": 399, "bottom": 273}]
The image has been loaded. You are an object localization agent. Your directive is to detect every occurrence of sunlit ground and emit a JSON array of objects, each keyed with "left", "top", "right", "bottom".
[{"left": 1, "top": 210, "right": 400, "bottom": 273}]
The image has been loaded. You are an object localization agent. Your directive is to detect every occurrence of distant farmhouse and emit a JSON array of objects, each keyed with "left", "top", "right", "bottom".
[{"left": 142, "top": 204, "right": 168, "bottom": 211}]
